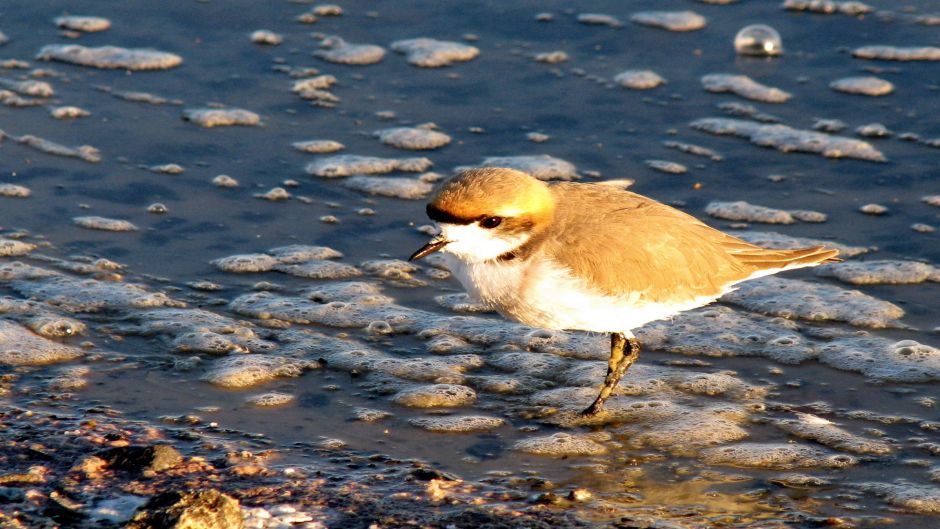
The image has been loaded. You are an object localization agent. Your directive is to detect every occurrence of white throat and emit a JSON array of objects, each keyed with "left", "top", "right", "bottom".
[{"left": 439, "top": 223, "right": 528, "bottom": 263}]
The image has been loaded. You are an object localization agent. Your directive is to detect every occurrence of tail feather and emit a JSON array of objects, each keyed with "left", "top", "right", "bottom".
[{"left": 733, "top": 245, "right": 840, "bottom": 273}]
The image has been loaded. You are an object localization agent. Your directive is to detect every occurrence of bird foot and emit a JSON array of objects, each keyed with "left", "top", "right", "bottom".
[{"left": 580, "top": 401, "right": 603, "bottom": 417}]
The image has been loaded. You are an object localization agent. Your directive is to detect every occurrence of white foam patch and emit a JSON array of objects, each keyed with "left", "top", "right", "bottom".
[
  {"left": 11, "top": 275, "right": 183, "bottom": 313},
  {"left": 858, "top": 483, "right": 940, "bottom": 514},
  {"left": 202, "top": 355, "right": 310, "bottom": 388},
  {"left": 692, "top": 117, "right": 887, "bottom": 162},
  {"left": 182, "top": 108, "right": 260, "bottom": 128},
  {"left": 701, "top": 443, "right": 857, "bottom": 469},
  {"left": 631, "top": 11, "right": 706, "bottom": 31},
  {"left": 577, "top": 13, "right": 623, "bottom": 28},
  {"left": 514, "top": 433, "right": 608, "bottom": 456},
  {"left": 314, "top": 36, "right": 385, "bottom": 65},
  {"left": 342, "top": 176, "right": 433, "bottom": 199},
  {"left": 775, "top": 414, "right": 891, "bottom": 455},
  {"left": 306, "top": 155, "right": 432, "bottom": 178},
  {"left": 374, "top": 126, "right": 451, "bottom": 150},
  {"left": 390, "top": 38, "right": 479, "bottom": 67},
  {"left": 73, "top": 216, "right": 137, "bottom": 232},
  {"left": 815, "top": 260, "right": 938, "bottom": 285},
  {"left": 705, "top": 201, "right": 794, "bottom": 224},
  {"left": 37, "top": 44, "right": 182, "bottom": 70},
  {"left": 54, "top": 16, "right": 111, "bottom": 32},
  {"left": 392, "top": 384, "right": 476, "bottom": 408},
  {"left": 830, "top": 76, "right": 894, "bottom": 96},
  {"left": 0, "top": 238, "right": 36, "bottom": 256},
  {"left": 292, "top": 139, "right": 344, "bottom": 154},
  {"left": 782, "top": 0, "right": 872, "bottom": 15},
  {"left": 721, "top": 276, "right": 904, "bottom": 328},
  {"left": 820, "top": 338, "right": 940, "bottom": 382},
  {"left": 0, "top": 319, "right": 84, "bottom": 365},
  {"left": 853, "top": 46, "right": 940, "bottom": 61},
  {"left": 701, "top": 74, "right": 791, "bottom": 103},
  {"left": 409, "top": 415, "right": 504, "bottom": 432},
  {"left": 456, "top": 155, "right": 578, "bottom": 181}
]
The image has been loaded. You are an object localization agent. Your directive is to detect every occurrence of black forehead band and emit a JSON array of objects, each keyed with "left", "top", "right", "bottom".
[{"left": 426, "top": 204, "right": 480, "bottom": 225}]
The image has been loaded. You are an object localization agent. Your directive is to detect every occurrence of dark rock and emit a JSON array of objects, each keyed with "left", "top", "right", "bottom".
[
  {"left": 126, "top": 489, "right": 243, "bottom": 529},
  {"left": 409, "top": 467, "right": 459, "bottom": 481},
  {"left": 99, "top": 444, "right": 183, "bottom": 474}
]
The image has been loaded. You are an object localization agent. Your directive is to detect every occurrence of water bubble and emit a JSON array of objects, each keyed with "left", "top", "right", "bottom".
[{"left": 734, "top": 24, "right": 783, "bottom": 57}]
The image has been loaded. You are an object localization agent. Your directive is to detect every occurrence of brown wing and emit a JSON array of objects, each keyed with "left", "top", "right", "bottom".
[{"left": 542, "top": 183, "right": 838, "bottom": 304}]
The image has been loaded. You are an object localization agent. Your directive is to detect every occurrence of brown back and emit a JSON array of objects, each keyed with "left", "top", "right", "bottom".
[{"left": 537, "top": 183, "right": 838, "bottom": 304}]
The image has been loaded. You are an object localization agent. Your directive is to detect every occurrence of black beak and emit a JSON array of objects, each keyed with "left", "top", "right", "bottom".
[{"left": 409, "top": 238, "right": 449, "bottom": 261}]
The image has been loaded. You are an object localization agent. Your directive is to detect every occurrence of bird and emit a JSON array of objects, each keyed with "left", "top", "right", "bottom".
[{"left": 409, "top": 167, "right": 839, "bottom": 416}]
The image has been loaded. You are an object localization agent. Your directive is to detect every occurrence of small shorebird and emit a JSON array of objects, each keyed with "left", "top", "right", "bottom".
[{"left": 410, "top": 168, "right": 839, "bottom": 416}]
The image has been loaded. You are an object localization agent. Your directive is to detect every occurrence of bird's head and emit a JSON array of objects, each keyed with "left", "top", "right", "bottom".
[{"left": 410, "top": 167, "right": 556, "bottom": 263}]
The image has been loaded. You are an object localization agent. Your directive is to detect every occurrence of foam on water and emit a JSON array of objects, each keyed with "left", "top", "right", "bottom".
[
  {"left": 54, "top": 16, "right": 111, "bottom": 32},
  {"left": 36, "top": 44, "right": 182, "bottom": 70},
  {"left": 577, "top": 14, "right": 623, "bottom": 28},
  {"left": 782, "top": 0, "right": 872, "bottom": 15},
  {"left": 534, "top": 51, "right": 568, "bottom": 64},
  {"left": 50, "top": 106, "right": 90, "bottom": 119},
  {"left": 314, "top": 36, "right": 385, "bottom": 65},
  {"left": 13, "top": 134, "right": 101, "bottom": 163},
  {"left": 390, "top": 38, "right": 479, "bottom": 67},
  {"left": 292, "top": 139, "right": 344, "bottom": 154},
  {"left": 820, "top": 338, "right": 940, "bottom": 382},
  {"left": 829, "top": 76, "right": 894, "bottom": 96},
  {"left": 705, "top": 201, "right": 795, "bottom": 224},
  {"left": 0, "top": 319, "right": 84, "bottom": 365},
  {"left": 72, "top": 216, "right": 138, "bottom": 232},
  {"left": 721, "top": 276, "right": 904, "bottom": 328},
  {"left": 274, "top": 261, "right": 362, "bottom": 280},
  {"left": 374, "top": 126, "right": 451, "bottom": 150},
  {"left": 700, "top": 443, "right": 857, "bottom": 469},
  {"left": 645, "top": 160, "right": 687, "bottom": 174},
  {"left": 631, "top": 11, "right": 706, "bottom": 32},
  {"left": 202, "top": 355, "right": 311, "bottom": 388},
  {"left": 856, "top": 123, "right": 891, "bottom": 138},
  {"left": 182, "top": 108, "right": 261, "bottom": 128},
  {"left": 409, "top": 415, "right": 505, "bottom": 432},
  {"left": 663, "top": 141, "right": 723, "bottom": 161},
  {"left": 858, "top": 483, "right": 940, "bottom": 514},
  {"left": 0, "top": 78, "right": 53, "bottom": 97},
  {"left": 691, "top": 117, "right": 887, "bottom": 162},
  {"left": 456, "top": 155, "right": 578, "bottom": 180},
  {"left": 306, "top": 154, "right": 432, "bottom": 178},
  {"left": 775, "top": 413, "right": 891, "bottom": 455},
  {"left": 816, "top": 260, "right": 938, "bottom": 285},
  {"left": 852, "top": 46, "right": 940, "bottom": 61},
  {"left": 250, "top": 30, "right": 283, "bottom": 46},
  {"left": 513, "top": 433, "right": 608, "bottom": 456},
  {"left": 246, "top": 392, "right": 296, "bottom": 407},
  {"left": 0, "top": 239, "right": 36, "bottom": 257},
  {"left": 148, "top": 163, "right": 184, "bottom": 174},
  {"left": 701, "top": 74, "right": 791, "bottom": 104},
  {"left": 10, "top": 274, "right": 182, "bottom": 312},
  {"left": 291, "top": 75, "right": 337, "bottom": 92},
  {"left": 0, "top": 183, "right": 30, "bottom": 198},
  {"left": 392, "top": 384, "right": 477, "bottom": 408},
  {"left": 342, "top": 176, "right": 433, "bottom": 199}
]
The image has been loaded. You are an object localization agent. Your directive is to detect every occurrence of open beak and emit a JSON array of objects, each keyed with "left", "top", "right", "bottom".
[{"left": 409, "top": 237, "right": 449, "bottom": 261}]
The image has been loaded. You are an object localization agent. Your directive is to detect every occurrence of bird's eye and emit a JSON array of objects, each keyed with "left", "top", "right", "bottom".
[{"left": 480, "top": 216, "right": 502, "bottom": 229}]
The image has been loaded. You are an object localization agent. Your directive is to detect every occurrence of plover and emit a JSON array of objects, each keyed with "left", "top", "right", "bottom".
[{"left": 410, "top": 168, "right": 839, "bottom": 415}]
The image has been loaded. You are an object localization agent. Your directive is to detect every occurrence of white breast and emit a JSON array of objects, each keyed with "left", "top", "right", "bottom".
[{"left": 443, "top": 253, "right": 725, "bottom": 333}]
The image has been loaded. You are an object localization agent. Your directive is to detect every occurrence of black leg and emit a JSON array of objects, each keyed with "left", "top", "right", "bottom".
[{"left": 581, "top": 332, "right": 641, "bottom": 416}]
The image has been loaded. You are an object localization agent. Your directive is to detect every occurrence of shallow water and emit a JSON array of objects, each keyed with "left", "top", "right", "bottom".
[{"left": 2, "top": 0, "right": 940, "bottom": 527}]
